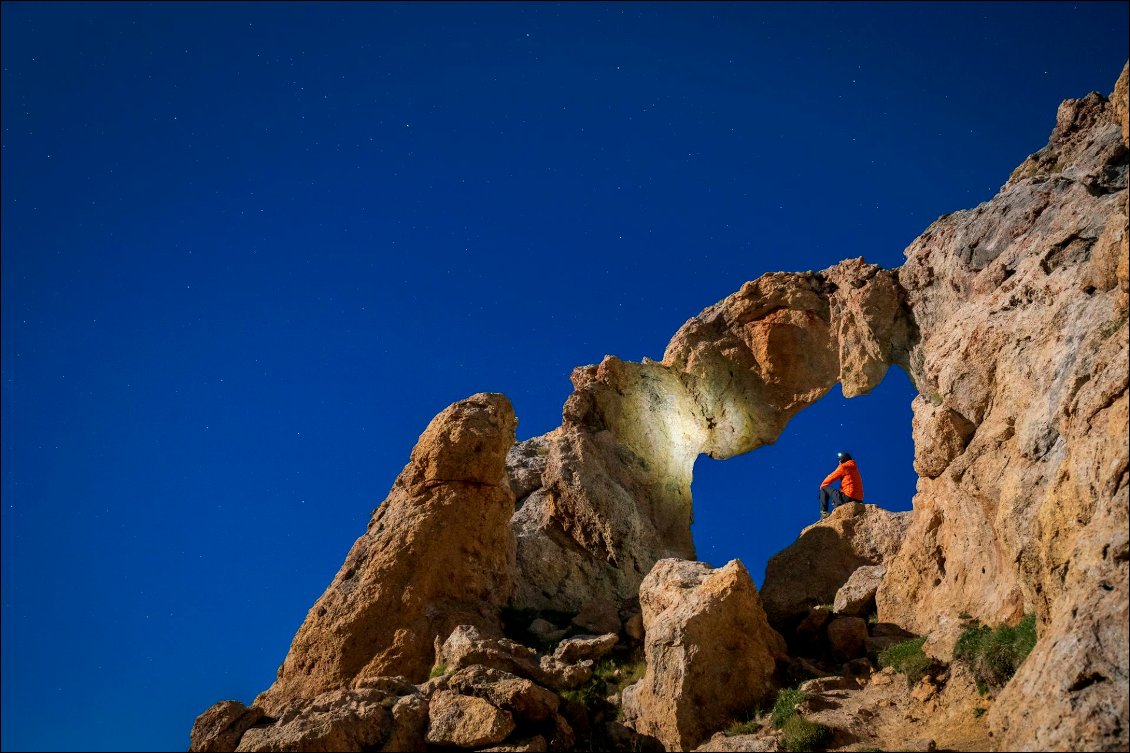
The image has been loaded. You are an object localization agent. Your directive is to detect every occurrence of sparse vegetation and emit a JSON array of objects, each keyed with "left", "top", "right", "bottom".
[
  {"left": 780, "top": 714, "right": 832, "bottom": 752},
  {"left": 558, "top": 649, "right": 647, "bottom": 750},
  {"left": 724, "top": 707, "right": 763, "bottom": 737},
  {"left": 954, "top": 613, "right": 1037, "bottom": 694},
  {"left": 766, "top": 686, "right": 830, "bottom": 752},
  {"left": 771, "top": 687, "right": 808, "bottom": 728},
  {"left": 974, "top": 706, "right": 987, "bottom": 718},
  {"left": 429, "top": 660, "right": 447, "bottom": 679},
  {"left": 877, "top": 636, "right": 933, "bottom": 685}
]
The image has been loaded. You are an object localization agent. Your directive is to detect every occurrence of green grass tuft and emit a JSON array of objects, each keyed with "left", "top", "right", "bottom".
[
  {"left": 724, "top": 717, "right": 761, "bottom": 737},
  {"left": 877, "top": 636, "right": 932, "bottom": 685},
  {"left": 780, "top": 715, "right": 831, "bottom": 752},
  {"left": 771, "top": 687, "right": 808, "bottom": 729},
  {"left": 428, "top": 661, "right": 447, "bottom": 679},
  {"left": 953, "top": 613, "right": 1037, "bottom": 692}
]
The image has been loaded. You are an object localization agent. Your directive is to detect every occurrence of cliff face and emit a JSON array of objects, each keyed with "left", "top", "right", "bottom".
[
  {"left": 880, "top": 64, "right": 1129, "bottom": 750},
  {"left": 192, "top": 64, "right": 1129, "bottom": 753}
]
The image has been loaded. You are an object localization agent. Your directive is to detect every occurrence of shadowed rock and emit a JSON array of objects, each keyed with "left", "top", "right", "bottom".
[{"left": 760, "top": 502, "right": 911, "bottom": 633}]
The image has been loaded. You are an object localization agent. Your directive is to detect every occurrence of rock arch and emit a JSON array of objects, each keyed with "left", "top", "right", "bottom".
[{"left": 508, "top": 257, "right": 916, "bottom": 612}]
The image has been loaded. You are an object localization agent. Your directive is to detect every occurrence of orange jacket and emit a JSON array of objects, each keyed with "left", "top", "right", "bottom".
[{"left": 821, "top": 460, "right": 863, "bottom": 501}]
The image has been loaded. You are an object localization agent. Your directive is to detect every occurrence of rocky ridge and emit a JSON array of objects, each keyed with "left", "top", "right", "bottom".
[{"left": 191, "top": 64, "right": 1129, "bottom": 752}]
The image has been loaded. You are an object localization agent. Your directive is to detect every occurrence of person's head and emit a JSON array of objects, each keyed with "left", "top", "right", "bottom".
[{"left": 837, "top": 451, "right": 853, "bottom": 463}]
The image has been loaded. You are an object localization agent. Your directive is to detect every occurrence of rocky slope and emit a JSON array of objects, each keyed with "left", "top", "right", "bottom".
[{"left": 191, "top": 64, "right": 1128, "bottom": 752}]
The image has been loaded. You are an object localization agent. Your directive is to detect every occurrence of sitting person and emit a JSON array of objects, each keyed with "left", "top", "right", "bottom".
[{"left": 819, "top": 451, "right": 864, "bottom": 518}]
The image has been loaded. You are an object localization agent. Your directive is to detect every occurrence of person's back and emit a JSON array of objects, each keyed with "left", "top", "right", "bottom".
[{"left": 819, "top": 452, "right": 864, "bottom": 518}]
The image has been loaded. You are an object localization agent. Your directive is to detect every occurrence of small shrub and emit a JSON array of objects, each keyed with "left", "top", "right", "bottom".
[
  {"left": 954, "top": 614, "right": 1037, "bottom": 692},
  {"left": 724, "top": 715, "right": 761, "bottom": 737},
  {"left": 429, "top": 661, "right": 447, "bottom": 679},
  {"left": 973, "top": 706, "right": 987, "bottom": 718},
  {"left": 780, "top": 715, "right": 831, "bottom": 752},
  {"left": 878, "top": 636, "right": 932, "bottom": 685},
  {"left": 771, "top": 687, "right": 807, "bottom": 729}
]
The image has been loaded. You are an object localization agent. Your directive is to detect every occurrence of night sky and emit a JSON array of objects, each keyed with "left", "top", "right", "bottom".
[{"left": 2, "top": 3, "right": 1127, "bottom": 751}]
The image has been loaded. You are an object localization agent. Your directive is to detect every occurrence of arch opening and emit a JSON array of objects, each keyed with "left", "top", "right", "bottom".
[{"left": 690, "top": 366, "right": 919, "bottom": 587}]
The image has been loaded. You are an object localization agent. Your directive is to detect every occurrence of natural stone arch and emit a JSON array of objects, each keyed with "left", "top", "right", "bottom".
[{"left": 508, "top": 257, "right": 916, "bottom": 612}]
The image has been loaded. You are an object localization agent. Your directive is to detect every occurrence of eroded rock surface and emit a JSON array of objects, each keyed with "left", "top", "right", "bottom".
[
  {"left": 510, "top": 259, "right": 916, "bottom": 613},
  {"left": 760, "top": 502, "right": 911, "bottom": 632},
  {"left": 622, "top": 559, "right": 785, "bottom": 751},
  {"left": 878, "top": 64, "right": 1129, "bottom": 751},
  {"left": 254, "top": 393, "right": 518, "bottom": 714}
]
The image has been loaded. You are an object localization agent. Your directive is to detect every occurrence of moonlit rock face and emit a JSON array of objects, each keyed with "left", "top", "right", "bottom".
[
  {"left": 620, "top": 558, "right": 785, "bottom": 752},
  {"left": 199, "top": 64, "right": 1128, "bottom": 753},
  {"left": 881, "top": 64, "right": 1128, "bottom": 751},
  {"left": 508, "top": 259, "right": 914, "bottom": 613},
  {"left": 253, "top": 393, "right": 518, "bottom": 715}
]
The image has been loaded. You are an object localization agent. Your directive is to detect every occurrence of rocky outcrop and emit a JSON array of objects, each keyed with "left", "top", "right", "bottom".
[
  {"left": 760, "top": 502, "right": 911, "bottom": 631},
  {"left": 426, "top": 691, "right": 516, "bottom": 748},
  {"left": 833, "top": 565, "right": 886, "bottom": 616},
  {"left": 437, "top": 624, "right": 596, "bottom": 691},
  {"left": 254, "top": 393, "right": 518, "bottom": 714},
  {"left": 622, "top": 559, "right": 785, "bottom": 751},
  {"left": 192, "top": 63, "right": 1129, "bottom": 753},
  {"left": 509, "top": 260, "right": 915, "bottom": 613},
  {"left": 235, "top": 686, "right": 425, "bottom": 753},
  {"left": 190, "top": 702, "right": 265, "bottom": 753},
  {"left": 876, "top": 64, "right": 1129, "bottom": 751}
]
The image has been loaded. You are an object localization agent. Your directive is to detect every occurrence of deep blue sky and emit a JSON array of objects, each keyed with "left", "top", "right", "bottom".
[{"left": 2, "top": 3, "right": 1126, "bottom": 751}]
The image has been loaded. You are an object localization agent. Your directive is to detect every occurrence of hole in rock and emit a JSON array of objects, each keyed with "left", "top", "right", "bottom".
[{"left": 690, "top": 367, "right": 918, "bottom": 588}]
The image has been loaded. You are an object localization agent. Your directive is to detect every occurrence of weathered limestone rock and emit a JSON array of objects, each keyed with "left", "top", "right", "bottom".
[
  {"left": 235, "top": 688, "right": 397, "bottom": 753},
  {"left": 761, "top": 502, "right": 911, "bottom": 631},
  {"left": 254, "top": 394, "right": 517, "bottom": 714},
  {"left": 379, "top": 694, "right": 428, "bottom": 753},
  {"left": 443, "top": 665, "right": 559, "bottom": 723},
  {"left": 189, "top": 701, "right": 265, "bottom": 753},
  {"left": 552, "top": 633, "right": 618, "bottom": 664},
  {"left": 622, "top": 559, "right": 785, "bottom": 752},
  {"left": 426, "top": 690, "right": 516, "bottom": 748},
  {"left": 834, "top": 565, "right": 886, "bottom": 616},
  {"left": 509, "top": 258, "right": 916, "bottom": 613},
  {"left": 878, "top": 64, "right": 1129, "bottom": 750},
  {"left": 438, "top": 624, "right": 593, "bottom": 691}
]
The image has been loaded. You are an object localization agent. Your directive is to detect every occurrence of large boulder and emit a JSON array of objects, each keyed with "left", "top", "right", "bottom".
[
  {"left": 622, "top": 559, "right": 786, "bottom": 752},
  {"left": 834, "top": 565, "right": 886, "bottom": 616},
  {"left": 441, "top": 665, "right": 560, "bottom": 723},
  {"left": 760, "top": 502, "right": 911, "bottom": 632},
  {"left": 253, "top": 393, "right": 518, "bottom": 714},
  {"left": 426, "top": 691, "right": 516, "bottom": 748}
]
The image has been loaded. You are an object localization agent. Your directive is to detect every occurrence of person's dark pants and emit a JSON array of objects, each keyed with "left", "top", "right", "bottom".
[{"left": 820, "top": 487, "right": 862, "bottom": 515}]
